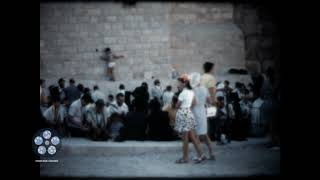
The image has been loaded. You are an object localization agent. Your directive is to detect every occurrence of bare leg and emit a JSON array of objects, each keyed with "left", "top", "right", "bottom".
[
  {"left": 110, "top": 68, "right": 115, "bottom": 81},
  {"left": 181, "top": 131, "right": 189, "bottom": 160},
  {"left": 189, "top": 129, "right": 204, "bottom": 157},
  {"left": 203, "top": 134, "right": 214, "bottom": 157}
]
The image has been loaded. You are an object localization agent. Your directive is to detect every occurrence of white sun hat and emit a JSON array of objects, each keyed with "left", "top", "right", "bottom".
[{"left": 189, "top": 72, "right": 201, "bottom": 89}]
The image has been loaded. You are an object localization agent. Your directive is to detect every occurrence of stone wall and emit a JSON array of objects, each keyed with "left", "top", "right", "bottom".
[
  {"left": 40, "top": 2, "right": 253, "bottom": 94},
  {"left": 233, "top": 2, "right": 280, "bottom": 74}
]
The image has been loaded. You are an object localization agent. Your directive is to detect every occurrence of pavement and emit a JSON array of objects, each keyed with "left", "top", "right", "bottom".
[{"left": 39, "top": 137, "right": 280, "bottom": 178}]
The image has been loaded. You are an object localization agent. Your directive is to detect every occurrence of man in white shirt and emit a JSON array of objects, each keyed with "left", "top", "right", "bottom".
[
  {"left": 151, "top": 79, "right": 163, "bottom": 104},
  {"left": 162, "top": 85, "right": 174, "bottom": 107},
  {"left": 108, "top": 93, "right": 129, "bottom": 117},
  {"left": 91, "top": 85, "right": 106, "bottom": 103},
  {"left": 43, "top": 96, "right": 67, "bottom": 136},
  {"left": 86, "top": 99, "right": 109, "bottom": 140},
  {"left": 67, "top": 93, "right": 92, "bottom": 137}
]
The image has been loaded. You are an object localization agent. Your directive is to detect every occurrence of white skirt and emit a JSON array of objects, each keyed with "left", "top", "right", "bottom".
[{"left": 192, "top": 106, "right": 207, "bottom": 135}]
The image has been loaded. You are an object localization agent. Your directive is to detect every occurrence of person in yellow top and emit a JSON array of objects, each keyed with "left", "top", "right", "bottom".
[{"left": 200, "top": 62, "right": 216, "bottom": 105}]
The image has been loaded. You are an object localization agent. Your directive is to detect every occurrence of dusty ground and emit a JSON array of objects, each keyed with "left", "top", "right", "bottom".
[{"left": 39, "top": 137, "right": 280, "bottom": 177}]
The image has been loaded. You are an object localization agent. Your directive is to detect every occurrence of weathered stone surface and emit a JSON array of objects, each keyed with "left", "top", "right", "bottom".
[{"left": 39, "top": 2, "right": 278, "bottom": 93}]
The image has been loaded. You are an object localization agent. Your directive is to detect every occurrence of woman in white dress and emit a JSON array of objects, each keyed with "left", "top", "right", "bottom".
[
  {"left": 190, "top": 72, "right": 215, "bottom": 160},
  {"left": 174, "top": 74, "right": 206, "bottom": 164}
]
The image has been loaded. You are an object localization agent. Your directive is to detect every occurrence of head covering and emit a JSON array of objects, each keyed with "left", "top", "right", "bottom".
[
  {"left": 189, "top": 72, "right": 201, "bottom": 88},
  {"left": 178, "top": 74, "right": 190, "bottom": 82}
]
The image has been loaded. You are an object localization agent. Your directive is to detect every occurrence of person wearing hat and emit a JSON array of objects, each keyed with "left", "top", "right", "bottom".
[
  {"left": 100, "top": 47, "right": 125, "bottom": 81},
  {"left": 174, "top": 74, "right": 206, "bottom": 164},
  {"left": 86, "top": 99, "right": 110, "bottom": 141},
  {"left": 190, "top": 72, "right": 216, "bottom": 160}
]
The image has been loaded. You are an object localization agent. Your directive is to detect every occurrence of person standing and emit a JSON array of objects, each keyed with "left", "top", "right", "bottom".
[
  {"left": 162, "top": 85, "right": 174, "bottom": 107},
  {"left": 174, "top": 74, "right": 206, "bottom": 164},
  {"left": 190, "top": 72, "right": 216, "bottom": 160},
  {"left": 100, "top": 47, "right": 124, "bottom": 81},
  {"left": 200, "top": 62, "right": 217, "bottom": 104}
]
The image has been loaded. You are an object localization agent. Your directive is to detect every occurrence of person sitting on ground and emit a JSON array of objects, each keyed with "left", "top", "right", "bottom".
[
  {"left": 108, "top": 93, "right": 129, "bottom": 123},
  {"left": 91, "top": 85, "right": 106, "bottom": 103},
  {"left": 86, "top": 99, "right": 109, "bottom": 141},
  {"left": 151, "top": 79, "right": 163, "bottom": 105},
  {"left": 106, "top": 94, "right": 115, "bottom": 107},
  {"left": 147, "top": 98, "right": 173, "bottom": 141},
  {"left": 162, "top": 85, "right": 174, "bottom": 107},
  {"left": 43, "top": 96, "right": 68, "bottom": 136},
  {"left": 64, "top": 79, "right": 81, "bottom": 104},
  {"left": 117, "top": 99, "right": 147, "bottom": 141},
  {"left": 67, "top": 93, "right": 92, "bottom": 137},
  {"left": 109, "top": 114, "right": 124, "bottom": 141}
]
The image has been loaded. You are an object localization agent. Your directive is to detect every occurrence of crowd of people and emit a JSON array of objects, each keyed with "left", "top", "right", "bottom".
[{"left": 39, "top": 61, "right": 280, "bottom": 163}]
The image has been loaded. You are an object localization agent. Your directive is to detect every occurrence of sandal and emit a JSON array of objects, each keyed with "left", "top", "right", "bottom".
[
  {"left": 194, "top": 154, "right": 206, "bottom": 164},
  {"left": 175, "top": 158, "right": 189, "bottom": 164}
]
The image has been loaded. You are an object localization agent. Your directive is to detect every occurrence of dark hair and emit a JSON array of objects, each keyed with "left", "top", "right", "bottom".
[
  {"left": 95, "top": 99, "right": 105, "bottom": 107},
  {"left": 224, "top": 80, "right": 230, "bottom": 85},
  {"left": 51, "top": 95, "right": 61, "bottom": 103},
  {"left": 119, "top": 84, "right": 125, "bottom": 90},
  {"left": 77, "top": 84, "right": 84, "bottom": 92},
  {"left": 93, "top": 85, "right": 99, "bottom": 90},
  {"left": 149, "top": 98, "right": 161, "bottom": 112},
  {"left": 84, "top": 87, "right": 91, "bottom": 94},
  {"left": 81, "top": 93, "right": 92, "bottom": 103},
  {"left": 217, "top": 96, "right": 224, "bottom": 102},
  {"left": 40, "top": 79, "right": 45, "bottom": 85},
  {"left": 108, "top": 94, "right": 114, "bottom": 99},
  {"left": 49, "top": 86, "right": 60, "bottom": 98},
  {"left": 141, "top": 82, "right": 148, "bottom": 90},
  {"left": 166, "top": 85, "right": 172, "bottom": 91},
  {"left": 58, "top": 78, "right": 65, "bottom": 84},
  {"left": 105, "top": 47, "right": 111, "bottom": 52},
  {"left": 203, "top": 62, "right": 214, "bottom": 73},
  {"left": 116, "top": 93, "right": 124, "bottom": 99},
  {"left": 243, "top": 89, "right": 250, "bottom": 95},
  {"left": 154, "top": 79, "right": 160, "bottom": 85},
  {"left": 171, "top": 95, "right": 178, "bottom": 106},
  {"left": 178, "top": 78, "right": 192, "bottom": 90},
  {"left": 69, "top": 78, "right": 75, "bottom": 84}
]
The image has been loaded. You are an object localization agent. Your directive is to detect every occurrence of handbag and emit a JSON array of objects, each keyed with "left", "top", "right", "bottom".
[{"left": 206, "top": 106, "right": 217, "bottom": 118}]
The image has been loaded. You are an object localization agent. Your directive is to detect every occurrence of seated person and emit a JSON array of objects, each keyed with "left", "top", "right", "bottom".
[
  {"left": 67, "top": 94, "right": 92, "bottom": 137},
  {"left": 86, "top": 99, "right": 109, "bottom": 141},
  {"left": 43, "top": 96, "right": 67, "bottom": 136},
  {"left": 109, "top": 114, "right": 124, "bottom": 141},
  {"left": 117, "top": 100, "right": 147, "bottom": 141},
  {"left": 147, "top": 99, "right": 174, "bottom": 141},
  {"left": 108, "top": 93, "right": 129, "bottom": 120},
  {"left": 106, "top": 94, "right": 115, "bottom": 107}
]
